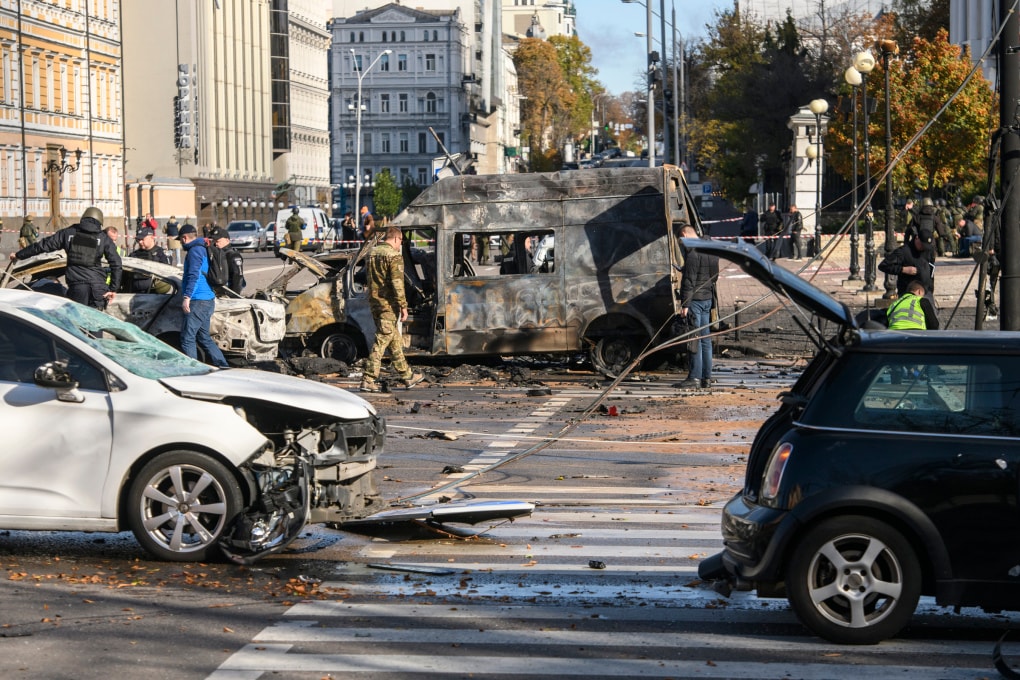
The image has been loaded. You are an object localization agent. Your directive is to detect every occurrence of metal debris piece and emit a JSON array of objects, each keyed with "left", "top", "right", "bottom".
[
  {"left": 368, "top": 563, "right": 457, "bottom": 576},
  {"left": 527, "top": 387, "right": 553, "bottom": 396},
  {"left": 588, "top": 560, "right": 607, "bottom": 569}
]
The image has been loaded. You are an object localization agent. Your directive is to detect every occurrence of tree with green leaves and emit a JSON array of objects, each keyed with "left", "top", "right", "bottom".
[
  {"left": 372, "top": 169, "right": 401, "bottom": 220},
  {"left": 827, "top": 25, "right": 995, "bottom": 202},
  {"left": 514, "top": 38, "right": 573, "bottom": 171},
  {"left": 549, "top": 35, "right": 600, "bottom": 150}
]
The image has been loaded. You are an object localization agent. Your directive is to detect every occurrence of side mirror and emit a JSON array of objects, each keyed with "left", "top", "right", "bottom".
[{"left": 34, "top": 360, "right": 84, "bottom": 402}]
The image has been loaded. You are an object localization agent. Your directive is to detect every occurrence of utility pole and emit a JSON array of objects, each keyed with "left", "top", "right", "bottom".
[{"left": 1000, "top": 0, "right": 1020, "bottom": 329}]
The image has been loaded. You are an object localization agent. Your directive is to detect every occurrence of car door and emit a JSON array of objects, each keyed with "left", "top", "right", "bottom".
[{"left": 0, "top": 316, "right": 114, "bottom": 519}]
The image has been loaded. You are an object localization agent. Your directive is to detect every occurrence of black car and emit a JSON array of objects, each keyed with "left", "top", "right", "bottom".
[{"left": 693, "top": 238, "right": 1020, "bottom": 645}]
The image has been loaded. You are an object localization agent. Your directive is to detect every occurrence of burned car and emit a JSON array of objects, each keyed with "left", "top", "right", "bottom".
[
  {"left": 694, "top": 238, "right": 1020, "bottom": 644},
  {"left": 261, "top": 166, "right": 700, "bottom": 376},
  {"left": 0, "top": 288, "right": 385, "bottom": 563},
  {"left": 5, "top": 251, "right": 285, "bottom": 362}
]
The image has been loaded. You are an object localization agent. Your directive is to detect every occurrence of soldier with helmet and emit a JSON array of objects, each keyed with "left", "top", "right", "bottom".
[{"left": 9, "top": 206, "right": 122, "bottom": 309}]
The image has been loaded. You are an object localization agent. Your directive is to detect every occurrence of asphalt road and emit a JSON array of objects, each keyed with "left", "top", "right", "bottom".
[{"left": 5, "top": 362, "right": 1020, "bottom": 679}]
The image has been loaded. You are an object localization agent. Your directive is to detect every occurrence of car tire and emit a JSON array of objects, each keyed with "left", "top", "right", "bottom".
[
  {"left": 317, "top": 329, "right": 361, "bottom": 364},
  {"left": 786, "top": 515, "right": 921, "bottom": 645},
  {"left": 127, "top": 451, "right": 244, "bottom": 562},
  {"left": 589, "top": 336, "right": 641, "bottom": 378}
]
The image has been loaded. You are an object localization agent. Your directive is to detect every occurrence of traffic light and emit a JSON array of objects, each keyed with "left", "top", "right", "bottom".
[{"left": 647, "top": 51, "right": 661, "bottom": 87}]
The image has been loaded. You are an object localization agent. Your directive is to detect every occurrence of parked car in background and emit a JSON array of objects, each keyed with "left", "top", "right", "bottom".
[
  {"left": 0, "top": 288, "right": 386, "bottom": 563},
  {"left": 265, "top": 221, "right": 277, "bottom": 245},
  {"left": 226, "top": 220, "right": 268, "bottom": 251},
  {"left": 6, "top": 252, "right": 285, "bottom": 362},
  {"left": 696, "top": 238, "right": 1020, "bottom": 645}
]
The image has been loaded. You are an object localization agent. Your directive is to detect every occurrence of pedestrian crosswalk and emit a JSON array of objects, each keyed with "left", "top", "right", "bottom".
[
  {"left": 206, "top": 386, "right": 1020, "bottom": 679},
  {"left": 207, "top": 502, "right": 1020, "bottom": 679}
]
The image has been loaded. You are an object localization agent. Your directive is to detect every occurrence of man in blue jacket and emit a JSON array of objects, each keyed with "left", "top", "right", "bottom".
[{"left": 178, "top": 224, "right": 229, "bottom": 368}]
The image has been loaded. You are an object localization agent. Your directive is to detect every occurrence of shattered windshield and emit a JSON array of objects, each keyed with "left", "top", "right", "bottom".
[{"left": 23, "top": 297, "right": 212, "bottom": 379}]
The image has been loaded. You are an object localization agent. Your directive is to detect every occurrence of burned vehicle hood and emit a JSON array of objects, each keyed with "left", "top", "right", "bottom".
[
  {"left": 681, "top": 238, "right": 857, "bottom": 329},
  {"left": 160, "top": 368, "right": 376, "bottom": 419}
]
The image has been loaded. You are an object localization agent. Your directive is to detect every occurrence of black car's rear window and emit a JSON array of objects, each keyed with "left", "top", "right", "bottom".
[{"left": 802, "top": 352, "right": 1020, "bottom": 436}]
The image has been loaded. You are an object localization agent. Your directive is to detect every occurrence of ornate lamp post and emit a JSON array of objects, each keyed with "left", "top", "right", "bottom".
[
  {"left": 807, "top": 98, "right": 828, "bottom": 255},
  {"left": 854, "top": 50, "right": 878, "bottom": 292},
  {"left": 349, "top": 48, "right": 392, "bottom": 226},
  {"left": 45, "top": 146, "right": 83, "bottom": 227},
  {"left": 844, "top": 66, "right": 862, "bottom": 281},
  {"left": 878, "top": 39, "right": 900, "bottom": 298}
]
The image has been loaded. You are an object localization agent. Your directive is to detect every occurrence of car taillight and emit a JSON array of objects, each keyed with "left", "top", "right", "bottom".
[{"left": 761, "top": 442, "right": 792, "bottom": 502}]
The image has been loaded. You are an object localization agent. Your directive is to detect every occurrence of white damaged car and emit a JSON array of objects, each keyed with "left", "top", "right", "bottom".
[
  {"left": 0, "top": 288, "right": 386, "bottom": 563},
  {"left": 5, "top": 251, "right": 285, "bottom": 363}
]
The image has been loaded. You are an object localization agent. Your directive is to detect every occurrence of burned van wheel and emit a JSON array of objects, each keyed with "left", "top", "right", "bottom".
[
  {"left": 589, "top": 336, "right": 640, "bottom": 378},
  {"left": 786, "top": 515, "right": 921, "bottom": 644},
  {"left": 318, "top": 330, "right": 361, "bottom": 364},
  {"left": 127, "top": 451, "right": 244, "bottom": 562}
]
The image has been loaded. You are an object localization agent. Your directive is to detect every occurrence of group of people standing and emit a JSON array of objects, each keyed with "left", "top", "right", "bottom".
[
  {"left": 739, "top": 203, "right": 806, "bottom": 261},
  {"left": 9, "top": 208, "right": 245, "bottom": 369}
]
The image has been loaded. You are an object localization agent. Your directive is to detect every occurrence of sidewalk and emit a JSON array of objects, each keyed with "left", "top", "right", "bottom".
[{"left": 713, "top": 233, "right": 984, "bottom": 358}]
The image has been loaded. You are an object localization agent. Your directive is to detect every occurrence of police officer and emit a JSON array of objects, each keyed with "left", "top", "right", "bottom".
[
  {"left": 10, "top": 207, "right": 121, "bottom": 309},
  {"left": 209, "top": 226, "right": 245, "bottom": 294},
  {"left": 887, "top": 280, "right": 939, "bottom": 330}
]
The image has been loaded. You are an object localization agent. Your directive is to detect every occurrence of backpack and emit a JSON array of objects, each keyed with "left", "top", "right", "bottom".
[{"left": 205, "top": 244, "right": 229, "bottom": 288}]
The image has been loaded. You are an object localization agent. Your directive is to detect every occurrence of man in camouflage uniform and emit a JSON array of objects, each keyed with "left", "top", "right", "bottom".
[{"left": 360, "top": 226, "right": 424, "bottom": 392}]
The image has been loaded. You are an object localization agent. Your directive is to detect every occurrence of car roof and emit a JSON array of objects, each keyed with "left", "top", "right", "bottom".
[
  {"left": 853, "top": 328, "right": 1020, "bottom": 353},
  {"left": 682, "top": 237, "right": 856, "bottom": 328}
]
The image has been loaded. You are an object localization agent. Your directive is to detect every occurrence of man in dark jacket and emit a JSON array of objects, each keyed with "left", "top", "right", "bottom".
[
  {"left": 209, "top": 226, "right": 245, "bottom": 294},
  {"left": 126, "top": 226, "right": 171, "bottom": 293},
  {"left": 761, "top": 204, "right": 782, "bottom": 260},
  {"left": 9, "top": 206, "right": 121, "bottom": 309},
  {"left": 879, "top": 226, "right": 936, "bottom": 298},
  {"left": 674, "top": 225, "right": 719, "bottom": 390}
]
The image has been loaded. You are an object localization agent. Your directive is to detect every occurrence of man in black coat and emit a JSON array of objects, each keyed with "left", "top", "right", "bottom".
[
  {"left": 9, "top": 206, "right": 121, "bottom": 309},
  {"left": 879, "top": 226, "right": 936, "bottom": 298},
  {"left": 674, "top": 225, "right": 720, "bottom": 390}
]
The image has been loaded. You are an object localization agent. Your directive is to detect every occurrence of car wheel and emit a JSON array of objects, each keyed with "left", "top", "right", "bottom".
[
  {"left": 127, "top": 451, "right": 244, "bottom": 562},
  {"left": 589, "top": 336, "right": 640, "bottom": 378},
  {"left": 318, "top": 330, "right": 361, "bottom": 364},
  {"left": 786, "top": 516, "right": 921, "bottom": 644}
]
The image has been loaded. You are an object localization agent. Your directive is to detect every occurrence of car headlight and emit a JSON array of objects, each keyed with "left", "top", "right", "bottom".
[{"left": 761, "top": 441, "right": 792, "bottom": 502}]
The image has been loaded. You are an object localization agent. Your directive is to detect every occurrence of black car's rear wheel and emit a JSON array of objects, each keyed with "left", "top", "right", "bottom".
[
  {"left": 786, "top": 516, "right": 921, "bottom": 644},
  {"left": 127, "top": 451, "right": 244, "bottom": 562}
]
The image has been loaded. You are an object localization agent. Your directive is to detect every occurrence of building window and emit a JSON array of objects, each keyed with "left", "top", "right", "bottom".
[
  {"left": 398, "top": 93, "right": 408, "bottom": 112},
  {"left": 399, "top": 133, "right": 409, "bottom": 153},
  {"left": 400, "top": 167, "right": 411, "bottom": 183},
  {"left": 423, "top": 31, "right": 429, "bottom": 42},
  {"left": 380, "top": 93, "right": 390, "bottom": 113},
  {"left": 380, "top": 54, "right": 389, "bottom": 71},
  {"left": 364, "top": 132, "right": 372, "bottom": 153},
  {"left": 359, "top": 31, "right": 364, "bottom": 42},
  {"left": 436, "top": 131, "right": 445, "bottom": 147},
  {"left": 425, "top": 54, "right": 436, "bottom": 71},
  {"left": 391, "top": 31, "right": 396, "bottom": 41},
  {"left": 344, "top": 133, "right": 354, "bottom": 154},
  {"left": 353, "top": 55, "right": 362, "bottom": 72},
  {"left": 433, "top": 30, "right": 438, "bottom": 41},
  {"left": 382, "top": 32, "right": 387, "bottom": 42},
  {"left": 426, "top": 92, "right": 437, "bottom": 113},
  {"left": 381, "top": 133, "right": 390, "bottom": 153},
  {"left": 418, "top": 167, "right": 428, "bottom": 184},
  {"left": 398, "top": 54, "right": 407, "bottom": 71},
  {"left": 400, "top": 31, "right": 406, "bottom": 41},
  {"left": 419, "top": 132, "right": 427, "bottom": 153},
  {"left": 350, "top": 32, "right": 355, "bottom": 42}
]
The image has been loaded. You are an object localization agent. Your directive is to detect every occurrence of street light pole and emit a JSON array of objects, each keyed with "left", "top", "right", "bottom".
[
  {"left": 622, "top": 0, "right": 656, "bottom": 166},
  {"left": 878, "top": 39, "right": 900, "bottom": 298},
  {"left": 844, "top": 66, "right": 862, "bottom": 281},
  {"left": 672, "top": 2, "right": 680, "bottom": 167},
  {"left": 350, "top": 48, "right": 391, "bottom": 228},
  {"left": 808, "top": 99, "right": 828, "bottom": 256},
  {"left": 855, "top": 50, "right": 878, "bottom": 292}
]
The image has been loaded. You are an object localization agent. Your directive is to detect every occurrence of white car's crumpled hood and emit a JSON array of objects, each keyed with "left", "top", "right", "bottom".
[{"left": 160, "top": 369, "right": 375, "bottom": 419}]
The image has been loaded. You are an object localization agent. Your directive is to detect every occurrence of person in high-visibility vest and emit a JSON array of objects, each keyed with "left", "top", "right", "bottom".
[{"left": 887, "top": 280, "right": 940, "bottom": 330}]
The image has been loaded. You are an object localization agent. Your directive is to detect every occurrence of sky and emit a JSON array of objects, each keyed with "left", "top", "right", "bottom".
[{"left": 575, "top": 0, "right": 728, "bottom": 96}]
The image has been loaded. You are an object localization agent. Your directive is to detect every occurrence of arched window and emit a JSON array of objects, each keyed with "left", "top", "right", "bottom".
[
  {"left": 382, "top": 32, "right": 387, "bottom": 42},
  {"left": 350, "top": 32, "right": 355, "bottom": 42},
  {"left": 423, "top": 31, "right": 429, "bottom": 42},
  {"left": 391, "top": 31, "right": 396, "bottom": 41},
  {"left": 359, "top": 31, "right": 364, "bottom": 42},
  {"left": 400, "top": 31, "right": 405, "bottom": 41},
  {"left": 426, "top": 92, "right": 436, "bottom": 113},
  {"left": 433, "top": 30, "right": 438, "bottom": 41}
]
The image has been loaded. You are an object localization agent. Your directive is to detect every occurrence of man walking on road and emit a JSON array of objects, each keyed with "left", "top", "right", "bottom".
[
  {"left": 360, "top": 226, "right": 424, "bottom": 392},
  {"left": 179, "top": 224, "right": 229, "bottom": 368}
]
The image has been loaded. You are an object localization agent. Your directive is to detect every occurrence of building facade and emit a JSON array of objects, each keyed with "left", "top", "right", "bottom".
[
  {"left": 122, "top": 0, "right": 277, "bottom": 231},
  {"left": 329, "top": 4, "right": 469, "bottom": 214},
  {"left": 0, "top": 0, "right": 123, "bottom": 236},
  {"left": 502, "top": 0, "right": 575, "bottom": 40},
  {"left": 275, "top": 0, "right": 332, "bottom": 213}
]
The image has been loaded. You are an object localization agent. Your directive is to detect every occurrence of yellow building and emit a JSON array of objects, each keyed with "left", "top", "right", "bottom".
[{"left": 0, "top": 0, "right": 124, "bottom": 239}]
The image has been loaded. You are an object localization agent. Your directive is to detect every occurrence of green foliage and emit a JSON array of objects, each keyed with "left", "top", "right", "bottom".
[
  {"left": 400, "top": 176, "right": 423, "bottom": 211},
  {"left": 373, "top": 169, "right": 401, "bottom": 219}
]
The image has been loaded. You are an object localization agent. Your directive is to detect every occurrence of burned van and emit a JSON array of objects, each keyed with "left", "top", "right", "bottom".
[{"left": 267, "top": 165, "right": 699, "bottom": 375}]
